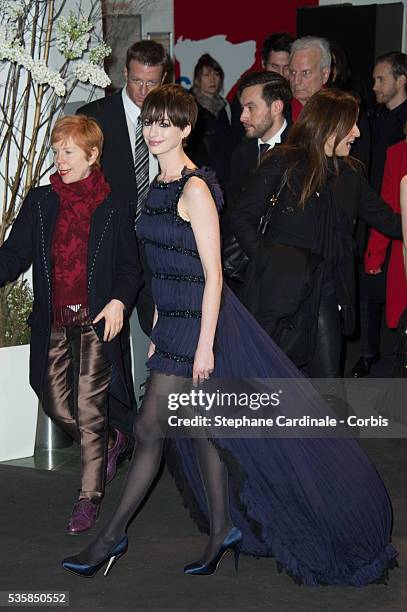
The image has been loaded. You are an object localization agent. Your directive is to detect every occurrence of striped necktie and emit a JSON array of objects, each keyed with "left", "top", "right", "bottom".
[{"left": 134, "top": 118, "right": 149, "bottom": 223}]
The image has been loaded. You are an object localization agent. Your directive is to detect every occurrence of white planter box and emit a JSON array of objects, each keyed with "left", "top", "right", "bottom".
[{"left": 0, "top": 344, "right": 38, "bottom": 461}]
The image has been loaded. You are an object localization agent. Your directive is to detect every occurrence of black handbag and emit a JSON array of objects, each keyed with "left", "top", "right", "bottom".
[
  {"left": 222, "top": 172, "right": 288, "bottom": 282},
  {"left": 222, "top": 234, "right": 249, "bottom": 281}
]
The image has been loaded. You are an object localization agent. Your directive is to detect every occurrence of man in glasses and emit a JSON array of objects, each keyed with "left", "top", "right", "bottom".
[{"left": 78, "top": 40, "right": 169, "bottom": 457}]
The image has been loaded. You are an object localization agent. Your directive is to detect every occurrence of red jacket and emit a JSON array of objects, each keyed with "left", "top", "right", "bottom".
[{"left": 364, "top": 140, "right": 407, "bottom": 327}]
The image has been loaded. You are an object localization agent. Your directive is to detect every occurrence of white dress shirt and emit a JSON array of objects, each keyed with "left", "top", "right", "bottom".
[
  {"left": 122, "top": 87, "right": 159, "bottom": 182},
  {"left": 257, "top": 118, "right": 288, "bottom": 151}
]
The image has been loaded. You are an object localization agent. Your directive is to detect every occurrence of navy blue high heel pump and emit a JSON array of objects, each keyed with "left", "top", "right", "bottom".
[
  {"left": 62, "top": 535, "right": 128, "bottom": 578},
  {"left": 184, "top": 527, "right": 243, "bottom": 575}
]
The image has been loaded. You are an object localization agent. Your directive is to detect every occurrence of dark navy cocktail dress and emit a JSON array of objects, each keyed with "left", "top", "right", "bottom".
[{"left": 136, "top": 169, "right": 397, "bottom": 586}]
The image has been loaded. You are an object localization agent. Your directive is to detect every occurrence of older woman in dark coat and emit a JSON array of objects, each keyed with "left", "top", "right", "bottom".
[{"left": 0, "top": 115, "right": 143, "bottom": 533}]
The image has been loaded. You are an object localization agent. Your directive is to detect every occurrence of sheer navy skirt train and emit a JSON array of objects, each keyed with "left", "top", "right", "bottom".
[{"left": 136, "top": 169, "right": 397, "bottom": 586}]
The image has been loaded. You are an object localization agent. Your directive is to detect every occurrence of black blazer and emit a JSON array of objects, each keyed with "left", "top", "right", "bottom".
[
  {"left": 78, "top": 93, "right": 137, "bottom": 207},
  {"left": 186, "top": 100, "right": 232, "bottom": 188},
  {"left": 233, "top": 153, "right": 402, "bottom": 335},
  {"left": 78, "top": 93, "right": 154, "bottom": 334},
  {"left": 227, "top": 125, "right": 290, "bottom": 204},
  {"left": 0, "top": 186, "right": 143, "bottom": 406}
]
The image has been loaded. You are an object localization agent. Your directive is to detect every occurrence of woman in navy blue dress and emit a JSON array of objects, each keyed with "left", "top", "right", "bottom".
[{"left": 62, "top": 85, "right": 397, "bottom": 585}]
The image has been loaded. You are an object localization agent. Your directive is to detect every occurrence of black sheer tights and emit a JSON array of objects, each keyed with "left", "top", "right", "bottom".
[{"left": 76, "top": 372, "right": 232, "bottom": 565}]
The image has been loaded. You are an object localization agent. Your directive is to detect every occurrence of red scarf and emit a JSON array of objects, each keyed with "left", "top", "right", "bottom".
[{"left": 50, "top": 168, "right": 111, "bottom": 323}]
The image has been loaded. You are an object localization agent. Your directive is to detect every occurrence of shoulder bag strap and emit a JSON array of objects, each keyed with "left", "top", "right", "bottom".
[{"left": 258, "top": 170, "right": 288, "bottom": 236}]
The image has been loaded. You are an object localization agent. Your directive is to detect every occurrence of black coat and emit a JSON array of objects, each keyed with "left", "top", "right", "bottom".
[
  {"left": 233, "top": 153, "right": 402, "bottom": 340},
  {"left": 78, "top": 93, "right": 154, "bottom": 334},
  {"left": 0, "top": 186, "right": 143, "bottom": 406},
  {"left": 222, "top": 127, "right": 289, "bottom": 282},
  {"left": 186, "top": 100, "right": 232, "bottom": 188}
]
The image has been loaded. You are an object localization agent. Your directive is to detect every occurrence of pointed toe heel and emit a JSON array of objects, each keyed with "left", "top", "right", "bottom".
[
  {"left": 184, "top": 527, "right": 243, "bottom": 576},
  {"left": 62, "top": 535, "right": 128, "bottom": 578}
]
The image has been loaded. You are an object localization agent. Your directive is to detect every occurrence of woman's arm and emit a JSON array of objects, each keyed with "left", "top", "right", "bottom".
[
  {"left": 179, "top": 177, "right": 223, "bottom": 385},
  {"left": 400, "top": 176, "right": 407, "bottom": 277},
  {"left": 233, "top": 155, "right": 285, "bottom": 258},
  {"left": 0, "top": 190, "right": 34, "bottom": 286},
  {"left": 147, "top": 306, "right": 158, "bottom": 358},
  {"left": 94, "top": 202, "right": 144, "bottom": 342}
]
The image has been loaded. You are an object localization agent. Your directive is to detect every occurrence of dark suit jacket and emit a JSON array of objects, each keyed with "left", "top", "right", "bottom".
[
  {"left": 233, "top": 153, "right": 402, "bottom": 336},
  {"left": 78, "top": 92, "right": 137, "bottom": 207},
  {"left": 0, "top": 186, "right": 143, "bottom": 406},
  {"left": 78, "top": 93, "right": 154, "bottom": 334},
  {"left": 227, "top": 125, "right": 290, "bottom": 203}
]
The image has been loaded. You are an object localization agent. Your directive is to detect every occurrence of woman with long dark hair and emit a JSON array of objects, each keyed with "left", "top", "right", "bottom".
[
  {"left": 62, "top": 86, "right": 397, "bottom": 586},
  {"left": 234, "top": 88, "right": 401, "bottom": 384}
]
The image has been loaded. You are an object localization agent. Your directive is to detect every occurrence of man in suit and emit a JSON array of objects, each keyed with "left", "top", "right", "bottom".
[
  {"left": 78, "top": 40, "right": 168, "bottom": 448},
  {"left": 352, "top": 52, "right": 407, "bottom": 377},
  {"left": 222, "top": 71, "right": 291, "bottom": 294},
  {"left": 230, "top": 32, "right": 293, "bottom": 142}
]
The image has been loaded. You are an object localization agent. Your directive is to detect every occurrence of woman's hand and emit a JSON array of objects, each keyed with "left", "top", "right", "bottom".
[
  {"left": 93, "top": 299, "right": 125, "bottom": 341},
  {"left": 193, "top": 344, "right": 214, "bottom": 385},
  {"left": 147, "top": 341, "right": 156, "bottom": 359}
]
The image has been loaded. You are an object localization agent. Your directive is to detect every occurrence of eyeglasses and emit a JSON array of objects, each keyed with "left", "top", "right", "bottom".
[{"left": 129, "top": 78, "right": 161, "bottom": 90}]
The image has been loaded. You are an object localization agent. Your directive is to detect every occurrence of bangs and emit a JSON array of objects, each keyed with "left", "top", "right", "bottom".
[
  {"left": 140, "top": 85, "right": 198, "bottom": 129},
  {"left": 140, "top": 100, "right": 174, "bottom": 126}
]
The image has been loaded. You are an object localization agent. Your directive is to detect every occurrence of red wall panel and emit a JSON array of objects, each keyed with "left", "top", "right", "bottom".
[{"left": 174, "top": 0, "right": 318, "bottom": 97}]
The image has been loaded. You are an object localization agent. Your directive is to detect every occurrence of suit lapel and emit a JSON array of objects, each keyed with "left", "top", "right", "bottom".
[{"left": 88, "top": 197, "right": 115, "bottom": 281}]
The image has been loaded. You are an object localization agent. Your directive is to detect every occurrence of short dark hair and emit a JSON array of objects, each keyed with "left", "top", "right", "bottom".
[
  {"left": 237, "top": 71, "right": 291, "bottom": 109},
  {"left": 261, "top": 32, "right": 294, "bottom": 65},
  {"left": 375, "top": 51, "right": 407, "bottom": 81},
  {"left": 140, "top": 84, "right": 198, "bottom": 130},
  {"left": 193, "top": 54, "right": 224, "bottom": 90},
  {"left": 126, "top": 40, "right": 168, "bottom": 71}
]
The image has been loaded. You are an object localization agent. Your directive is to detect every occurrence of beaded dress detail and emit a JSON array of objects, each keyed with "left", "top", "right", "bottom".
[{"left": 136, "top": 168, "right": 397, "bottom": 586}]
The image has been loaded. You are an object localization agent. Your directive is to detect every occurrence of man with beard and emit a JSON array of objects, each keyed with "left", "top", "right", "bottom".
[{"left": 222, "top": 71, "right": 291, "bottom": 294}]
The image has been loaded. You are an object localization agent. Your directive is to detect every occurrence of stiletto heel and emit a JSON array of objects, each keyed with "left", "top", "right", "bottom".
[
  {"left": 103, "top": 552, "right": 122, "bottom": 576},
  {"left": 184, "top": 527, "right": 243, "bottom": 576},
  {"left": 62, "top": 535, "right": 128, "bottom": 578}
]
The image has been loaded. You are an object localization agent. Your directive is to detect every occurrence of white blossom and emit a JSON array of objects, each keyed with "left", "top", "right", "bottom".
[
  {"left": 56, "top": 11, "right": 92, "bottom": 60},
  {"left": 0, "top": 0, "right": 25, "bottom": 21},
  {"left": 89, "top": 42, "right": 111, "bottom": 65},
  {"left": 74, "top": 60, "right": 110, "bottom": 88}
]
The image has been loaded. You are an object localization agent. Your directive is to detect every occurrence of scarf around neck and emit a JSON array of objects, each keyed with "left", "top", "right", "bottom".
[
  {"left": 50, "top": 168, "right": 111, "bottom": 322},
  {"left": 192, "top": 86, "right": 226, "bottom": 117}
]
